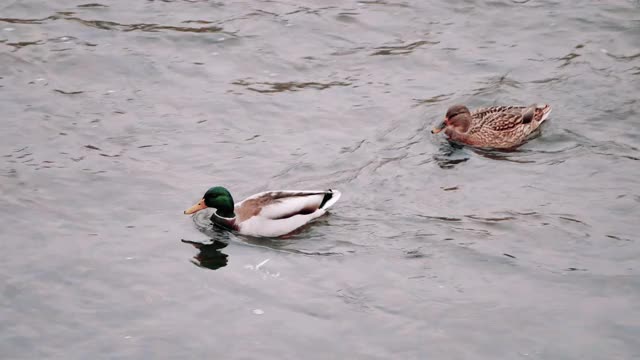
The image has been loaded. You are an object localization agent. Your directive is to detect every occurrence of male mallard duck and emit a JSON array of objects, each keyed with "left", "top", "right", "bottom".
[
  {"left": 432, "top": 104, "right": 552, "bottom": 149},
  {"left": 184, "top": 186, "right": 341, "bottom": 237}
]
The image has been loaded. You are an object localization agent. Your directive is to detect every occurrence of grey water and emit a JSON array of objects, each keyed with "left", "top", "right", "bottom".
[{"left": 1, "top": 0, "right": 639, "bottom": 359}]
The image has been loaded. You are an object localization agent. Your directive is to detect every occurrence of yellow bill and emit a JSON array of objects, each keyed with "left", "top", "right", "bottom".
[
  {"left": 431, "top": 119, "right": 447, "bottom": 134},
  {"left": 184, "top": 199, "right": 207, "bottom": 215}
]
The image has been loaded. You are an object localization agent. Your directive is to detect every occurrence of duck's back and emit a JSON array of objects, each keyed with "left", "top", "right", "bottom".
[{"left": 464, "top": 105, "right": 551, "bottom": 149}]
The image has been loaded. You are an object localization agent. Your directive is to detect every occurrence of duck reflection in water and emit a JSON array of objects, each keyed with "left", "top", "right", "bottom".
[
  {"left": 181, "top": 239, "right": 229, "bottom": 270},
  {"left": 433, "top": 141, "right": 470, "bottom": 169}
]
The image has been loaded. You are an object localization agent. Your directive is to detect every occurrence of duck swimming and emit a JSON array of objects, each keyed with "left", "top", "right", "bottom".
[
  {"left": 432, "top": 104, "right": 552, "bottom": 149},
  {"left": 184, "top": 186, "right": 341, "bottom": 237}
]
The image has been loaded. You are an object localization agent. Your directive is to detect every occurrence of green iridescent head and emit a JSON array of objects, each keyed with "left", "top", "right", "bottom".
[{"left": 184, "top": 186, "right": 235, "bottom": 218}]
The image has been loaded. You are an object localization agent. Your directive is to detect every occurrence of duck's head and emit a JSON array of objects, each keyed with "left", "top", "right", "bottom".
[
  {"left": 432, "top": 104, "right": 471, "bottom": 134},
  {"left": 184, "top": 186, "right": 235, "bottom": 218}
]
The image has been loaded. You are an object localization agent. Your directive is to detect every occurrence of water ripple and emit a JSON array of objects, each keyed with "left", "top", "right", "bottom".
[
  {"left": 232, "top": 79, "right": 352, "bottom": 93},
  {"left": 0, "top": 14, "right": 230, "bottom": 34},
  {"left": 371, "top": 40, "right": 438, "bottom": 56}
]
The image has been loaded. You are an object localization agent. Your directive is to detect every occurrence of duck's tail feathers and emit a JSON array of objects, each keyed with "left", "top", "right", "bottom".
[{"left": 319, "top": 189, "right": 341, "bottom": 210}]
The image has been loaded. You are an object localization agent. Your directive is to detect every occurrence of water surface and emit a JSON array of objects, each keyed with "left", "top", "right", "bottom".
[{"left": 1, "top": 0, "right": 639, "bottom": 359}]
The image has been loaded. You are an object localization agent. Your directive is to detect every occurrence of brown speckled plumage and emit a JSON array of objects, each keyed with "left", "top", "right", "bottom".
[{"left": 435, "top": 104, "right": 552, "bottom": 149}]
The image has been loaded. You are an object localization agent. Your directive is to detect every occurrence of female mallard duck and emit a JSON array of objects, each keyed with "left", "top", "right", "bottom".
[
  {"left": 432, "top": 104, "right": 552, "bottom": 149},
  {"left": 184, "top": 186, "right": 341, "bottom": 237}
]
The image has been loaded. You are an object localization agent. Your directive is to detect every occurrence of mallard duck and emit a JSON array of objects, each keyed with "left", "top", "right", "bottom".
[
  {"left": 432, "top": 104, "right": 552, "bottom": 149},
  {"left": 184, "top": 186, "right": 341, "bottom": 237}
]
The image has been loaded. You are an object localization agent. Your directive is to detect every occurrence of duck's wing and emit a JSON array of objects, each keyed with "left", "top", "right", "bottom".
[
  {"left": 472, "top": 106, "right": 528, "bottom": 132},
  {"left": 235, "top": 190, "right": 341, "bottom": 222},
  {"left": 472, "top": 105, "right": 550, "bottom": 133},
  {"left": 472, "top": 105, "right": 524, "bottom": 120}
]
